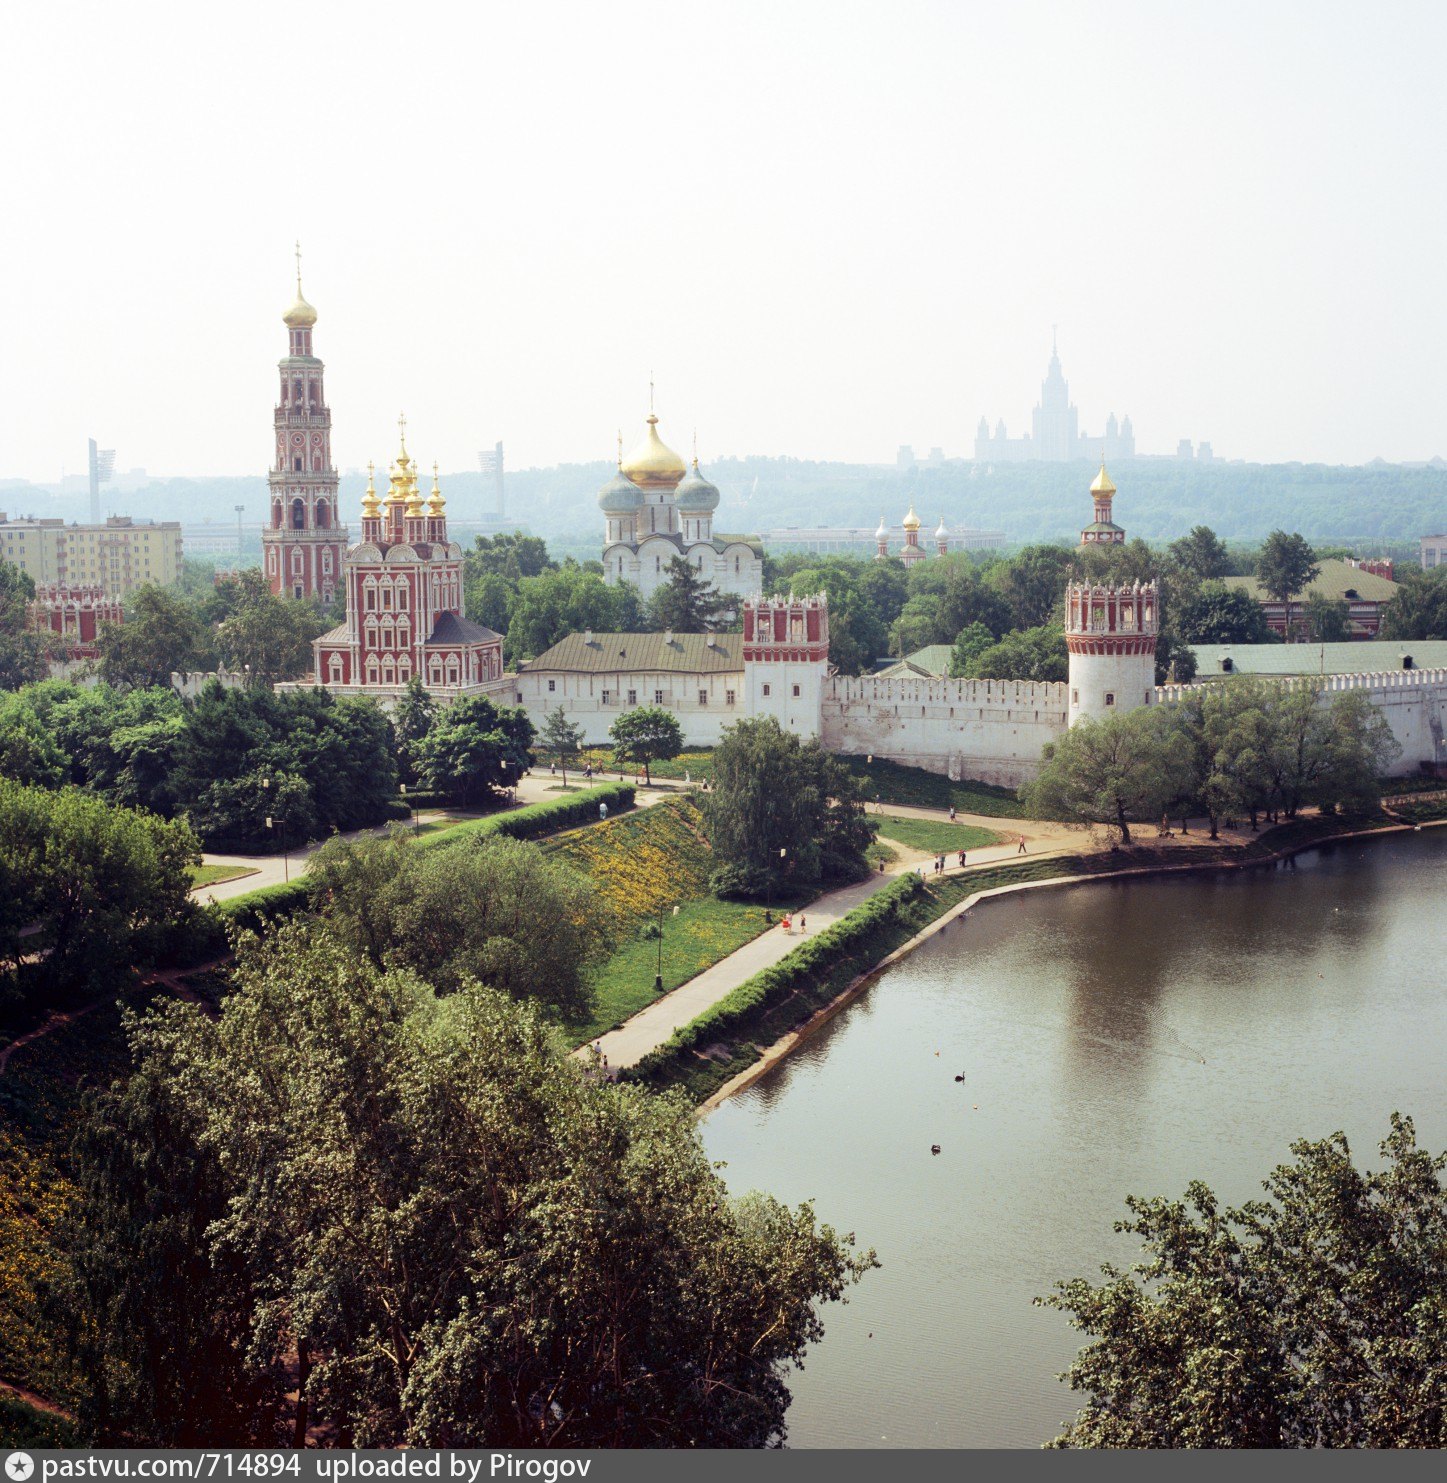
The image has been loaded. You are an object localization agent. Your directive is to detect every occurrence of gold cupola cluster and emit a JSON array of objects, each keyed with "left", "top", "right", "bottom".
[{"left": 362, "top": 416, "right": 446, "bottom": 527}]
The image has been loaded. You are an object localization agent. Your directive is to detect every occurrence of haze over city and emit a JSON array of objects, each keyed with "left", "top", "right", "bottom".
[{"left": 4, "top": 0, "right": 1446, "bottom": 480}]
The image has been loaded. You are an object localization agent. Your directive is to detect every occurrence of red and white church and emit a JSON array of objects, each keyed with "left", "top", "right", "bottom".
[{"left": 310, "top": 420, "right": 505, "bottom": 700}]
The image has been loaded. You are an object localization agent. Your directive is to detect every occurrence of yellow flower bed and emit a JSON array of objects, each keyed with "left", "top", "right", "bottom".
[
  {"left": 546, "top": 798, "right": 713, "bottom": 940},
  {"left": 0, "top": 1128, "right": 72, "bottom": 1394}
]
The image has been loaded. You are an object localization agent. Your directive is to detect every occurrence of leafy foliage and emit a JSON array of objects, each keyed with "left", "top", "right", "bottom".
[
  {"left": 1379, "top": 567, "right": 1447, "bottom": 642},
  {"left": 1041, "top": 1115, "right": 1447, "bottom": 1448},
  {"left": 0, "top": 559, "right": 48, "bottom": 691},
  {"left": 608, "top": 705, "right": 683, "bottom": 785},
  {"left": 412, "top": 694, "right": 534, "bottom": 807},
  {"left": 98, "top": 584, "right": 212, "bottom": 689},
  {"left": 1175, "top": 581, "right": 1276, "bottom": 645},
  {"left": 215, "top": 569, "right": 326, "bottom": 686},
  {"left": 647, "top": 556, "right": 733, "bottom": 632}
]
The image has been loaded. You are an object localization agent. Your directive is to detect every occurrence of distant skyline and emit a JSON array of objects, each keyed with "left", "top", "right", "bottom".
[{"left": 4, "top": 0, "right": 1446, "bottom": 481}]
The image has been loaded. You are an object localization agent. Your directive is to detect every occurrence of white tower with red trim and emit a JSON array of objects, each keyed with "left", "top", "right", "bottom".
[
  {"left": 263, "top": 246, "right": 346, "bottom": 603},
  {"left": 742, "top": 593, "right": 830, "bottom": 738},
  {"left": 1065, "top": 580, "right": 1158, "bottom": 724}
]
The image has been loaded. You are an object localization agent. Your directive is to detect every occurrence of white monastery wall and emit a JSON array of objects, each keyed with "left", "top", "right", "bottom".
[
  {"left": 512, "top": 668, "right": 746, "bottom": 747},
  {"left": 821, "top": 674, "right": 1069, "bottom": 788}
]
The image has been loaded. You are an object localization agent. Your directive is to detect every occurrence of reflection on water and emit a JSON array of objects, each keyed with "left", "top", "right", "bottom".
[{"left": 703, "top": 832, "right": 1447, "bottom": 1448}]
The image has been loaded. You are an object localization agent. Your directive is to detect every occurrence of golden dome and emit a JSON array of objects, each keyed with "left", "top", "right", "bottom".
[
  {"left": 283, "top": 290, "right": 317, "bottom": 329},
  {"left": 427, "top": 463, "right": 446, "bottom": 516},
  {"left": 1090, "top": 461, "right": 1117, "bottom": 496},
  {"left": 620, "top": 414, "right": 686, "bottom": 491},
  {"left": 361, "top": 462, "right": 381, "bottom": 518},
  {"left": 902, "top": 502, "right": 921, "bottom": 532}
]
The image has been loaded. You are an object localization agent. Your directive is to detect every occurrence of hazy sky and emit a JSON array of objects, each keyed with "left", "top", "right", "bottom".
[{"left": 4, "top": 0, "right": 1446, "bottom": 481}]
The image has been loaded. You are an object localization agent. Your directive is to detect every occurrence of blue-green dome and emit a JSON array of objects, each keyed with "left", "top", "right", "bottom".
[
  {"left": 598, "top": 468, "right": 643, "bottom": 514},
  {"left": 674, "top": 461, "right": 720, "bottom": 514}
]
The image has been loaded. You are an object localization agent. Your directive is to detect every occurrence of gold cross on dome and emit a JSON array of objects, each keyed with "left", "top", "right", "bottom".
[
  {"left": 397, "top": 412, "right": 408, "bottom": 452},
  {"left": 295, "top": 239, "right": 303, "bottom": 291}
]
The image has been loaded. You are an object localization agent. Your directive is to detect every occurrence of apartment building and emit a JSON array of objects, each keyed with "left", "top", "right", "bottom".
[{"left": 0, "top": 514, "right": 184, "bottom": 597}]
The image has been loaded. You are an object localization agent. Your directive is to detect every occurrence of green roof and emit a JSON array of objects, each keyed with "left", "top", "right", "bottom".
[
  {"left": 1081, "top": 520, "right": 1125, "bottom": 535},
  {"left": 900, "top": 644, "right": 953, "bottom": 675},
  {"left": 1188, "top": 640, "right": 1447, "bottom": 677},
  {"left": 1225, "top": 558, "right": 1399, "bottom": 603},
  {"left": 522, "top": 631, "right": 742, "bottom": 674}
]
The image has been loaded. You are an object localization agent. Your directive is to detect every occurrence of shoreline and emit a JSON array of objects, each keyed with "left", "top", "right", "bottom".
[{"left": 697, "top": 812, "right": 1447, "bottom": 1117}]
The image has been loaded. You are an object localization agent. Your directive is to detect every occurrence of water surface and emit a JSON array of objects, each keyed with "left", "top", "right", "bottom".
[{"left": 703, "top": 831, "right": 1447, "bottom": 1447}]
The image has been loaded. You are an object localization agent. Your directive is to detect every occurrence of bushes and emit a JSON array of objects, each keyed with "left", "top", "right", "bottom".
[{"left": 418, "top": 781, "right": 635, "bottom": 851}]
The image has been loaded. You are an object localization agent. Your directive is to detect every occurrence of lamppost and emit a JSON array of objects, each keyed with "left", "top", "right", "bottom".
[
  {"left": 400, "top": 781, "right": 417, "bottom": 835},
  {"left": 653, "top": 903, "right": 679, "bottom": 994},
  {"left": 261, "top": 776, "right": 288, "bottom": 882}
]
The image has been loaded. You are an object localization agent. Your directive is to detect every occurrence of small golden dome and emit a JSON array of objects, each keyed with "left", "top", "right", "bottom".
[
  {"left": 1090, "top": 461, "right": 1117, "bottom": 496},
  {"left": 428, "top": 463, "right": 446, "bottom": 516},
  {"left": 620, "top": 414, "right": 686, "bottom": 490},
  {"left": 902, "top": 502, "right": 921, "bottom": 532},
  {"left": 361, "top": 461, "right": 381, "bottom": 517},
  {"left": 283, "top": 289, "right": 317, "bottom": 329}
]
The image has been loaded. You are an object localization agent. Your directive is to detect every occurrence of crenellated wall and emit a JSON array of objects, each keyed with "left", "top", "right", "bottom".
[{"left": 820, "top": 674, "right": 1070, "bottom": 787}]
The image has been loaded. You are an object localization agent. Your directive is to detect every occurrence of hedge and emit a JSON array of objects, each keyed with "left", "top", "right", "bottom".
[{"left": 416, "top": 782, "right": 636, "bottom": 851}]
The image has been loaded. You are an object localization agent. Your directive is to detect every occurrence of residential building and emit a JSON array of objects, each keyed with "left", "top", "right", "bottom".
[{"left": 0, "top": 512, "right": 182, "bottom": 596}]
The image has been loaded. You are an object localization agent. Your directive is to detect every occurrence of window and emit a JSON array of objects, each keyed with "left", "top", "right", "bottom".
[
  {"left": 627, "top": 689, "right": 637, "bottom": 705},
  {"left": 792, "top": 684, "right": 801, "bottom": 697},
  {"left": 762, "top": 683, "right": 771, "bottom": 697},
  {"left": 725, "top": 689, "right": 735, "bottom": 705},
  {"left": 1104, "top": 692, "right": 1115, "bottom": 706},
  {"left": 698, "top": 690, "right": 708, "bottom": 706},
  {"left": 294, "top": 584, "right": 303, "bottom": 600},
  {"left": 1071, "top": 688, "right": 1079, "bottom": 703},
  {"left": 601, "top": 690, "right": 611, "bottom": 705},
  {"left": 654, "top": 690, "right": 664, "bottom": 704},
  {"left": 548, "top": 680, "right": 556, "bottom": 692}
]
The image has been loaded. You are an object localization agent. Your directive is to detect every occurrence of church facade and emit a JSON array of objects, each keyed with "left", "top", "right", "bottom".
[
  {"left": 262, "top": 254, "right": 348, "bottom": 603},
  {"left": 600, "top": 411, "right": 763, "bottom": 603},
  {"left": 308, "top": 423, "right": 506, "bottom": 701}
]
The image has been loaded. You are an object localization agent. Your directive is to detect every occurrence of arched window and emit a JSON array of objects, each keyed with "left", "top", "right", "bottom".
[
  {"left": 293, "top": 457, "right": 303, "bottom": 473},
  {"left": 429, "top": 657, "right": 443, "bottom": 685},
  {"left": 365, "top": 656, "right": 379, "bottom": 683},
  {"left": 329, "top": 654, "right": 343, "bottom": 684},
  {"left": 315, "top": 500, "right": 330, "bottom": 529},
  {"left": 322, "top": 549, "right": 333, "bottom": 573},
  {"left": 398, "top": 655, "right": 411, "bottom": 678},
  {"left": 272, "top": 500, "right": 283, "bottom": 528},
  {"left": 395, "top": 581, "right": 409, "bottom": 609},
  {"left": 396, "top": 620, "right": 410, "bottom": 649},
  {"left": 291, "top": 498, "right": 305, "bottom": 529},
  {"left": 363, "top": 580, "right": 376, "bottom": 611},
  {"left": 382, "top": 661, "right": 395, "bottom": 686},
  {"left": 291, "top": 547, "right": 304, "bottom": 572}
]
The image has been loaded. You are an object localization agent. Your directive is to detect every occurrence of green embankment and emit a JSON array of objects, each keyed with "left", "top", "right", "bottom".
[{"left": 874, "top": 814, "right": 1001, "bottom": 855}]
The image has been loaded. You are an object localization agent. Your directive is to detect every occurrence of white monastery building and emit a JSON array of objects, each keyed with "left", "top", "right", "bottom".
[{"left": 600, "top": 409, "right": 763, "bottom": 603}]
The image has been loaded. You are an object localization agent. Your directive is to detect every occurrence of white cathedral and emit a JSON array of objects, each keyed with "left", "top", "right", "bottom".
[{"left": 599, "top": 410, "right": 764, "bottom": 603}]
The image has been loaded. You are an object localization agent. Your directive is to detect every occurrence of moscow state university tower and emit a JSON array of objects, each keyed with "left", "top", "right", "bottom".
[{"left": 263, "top": 252, "right": 347, "bottom": 603}]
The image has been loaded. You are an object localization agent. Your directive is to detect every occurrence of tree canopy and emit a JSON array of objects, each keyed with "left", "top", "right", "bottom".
[
  {"left": 98, "top": 585, "right": 212, "bottom": 689},
  {"left": 1042, "top": 1115, "right": 1447, "bottom": 1448},
  {"left": 647, "top": 556, "right": 732, "bottom": 633},
  {"left": 59, "top": 922, "right": 873, "bottom": 1445},
  {"left": 413, "top": 694, "right": 534, "bottom": 806},
  {"left": 0, "top": 559, "right": 48, "bottom": 691},
  {"left": 608, "top": 706, "right": 683, "bottom": 785},
  {"left": 215, "top": 569, "right": 327, "bottom": 687}
]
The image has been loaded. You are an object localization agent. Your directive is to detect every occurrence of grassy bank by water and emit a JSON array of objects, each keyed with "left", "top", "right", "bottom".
[{"left": 874, "top": 814, "right": 1002, "bottom": 855}]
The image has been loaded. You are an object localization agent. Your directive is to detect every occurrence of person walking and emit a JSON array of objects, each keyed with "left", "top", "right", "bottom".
[
  {"left": 949, "top": 805, "right": 956, "bottom": 822},
  {"left": 799, "top": 914, "right": 807, "bottom": 933},
  {"left": 1017, "top": 833, "right": 1027, "bottom": 855},
  {"left": 958, "top": 849, "right": 966, "bottom": 868}
]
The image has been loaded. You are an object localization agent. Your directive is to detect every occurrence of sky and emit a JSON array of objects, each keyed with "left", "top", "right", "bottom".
[{"left": 3, "top": 0, "right": 1446, "bottom": 481}]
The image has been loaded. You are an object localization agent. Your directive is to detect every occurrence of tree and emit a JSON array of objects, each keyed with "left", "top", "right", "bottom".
[
  {"left": 306, "top": 831, "right": 603, "bottom": 1019},
  {"left": 505, "top": 564, "right": 642, "bottom": 664},
  {"left": 0, "top": 560, "right": 48, "bottom": 691},
  {"left": 391, "top": 676, "right": 437, "bottom": 786},
  {"left": 1023, "top": 707, "right": 1189, "bottom": 845},
  {"left": 609, "top": 705, "right": 683, "bottom": 785},
  {"left": 948, "top": 621, "right": 996, "bottom": 677},
  {"left": 215, "top": 569, "right": 325, "bottom": 687},
  {"left": 539, "top": 707, "right": 585, "bottom": 786},
  {"left": 648, "top": 556, "right": 732, "bottom": 633},
  {"left": 936, "top": 562, "right": 1012, "bottom": 642},
  {"left": 1167, "top": 525, "right": 1231, "bottom": 581},
  {"left": 702, "top": 715, "right": 875, "bottom": 898},
  {"left": 1255, "top": 531, "right": 1319, "bottom": 640},
  {"left": 1174, "top": 678, "right": 1276, "bottom": 838},
  {"left": 414, "top": 695, "right": 534, "bottom": 806},
  {"left": 98, "top": 585, "right": 211, "bottom": 690},
  {"left": 1303, "top": 591, "right": 1351, "bottom": 643},
  {"left": 1379, "top": 567, "right": 1447, "bottom": 642},
  {"left": 1175, "top": 581, "right": 1275, "bottom": 645},
  {"left": 786, "top": 564, "right": 889, "bottom": 676},
  {"left": 62, "top": 923, "right": 873, "bottom": 1446},
  {"left": 1262, "top": 685, "right": 1398, "bottom": 819},
  {"left": 989, "top": 544, "right": 1075, "bottom": 630},
  {"left": 0, "top": 778, "right": 198, "bottom": 1012},
  {"left": 887, "top": 595, "right": 942, "bottom": 657},
  {"left": 965, "top": 623, "right": 1068, "bottom": 683},
  {"left": 0, "top": 691, "right": 68, "bottom": 785},
  {"left": 1041, "top": 1115, "right": 1447, "bottom": 1448}
]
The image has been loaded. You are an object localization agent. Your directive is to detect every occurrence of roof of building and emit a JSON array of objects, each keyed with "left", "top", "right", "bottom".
[
  {"left": 523, "top": 631, "right": 743, "bottom": 674},
  {"left": 426, "top": 612, "right": 502, "bottom": 647},
  {"left": 873, "top": 658, "right": 937, "bottom": 680},
  {"left": 1187, "top": 639, "right": 1447, "bottom": 677},
  {"left": 1224, "top": 558, "right": 1400, "bottom": 604},
  {"left": 899, "top": 643, "right": 953, "bottom": 675},
  {"left": 1082, "top": 520, "right": 1126, "bottom": 535}
]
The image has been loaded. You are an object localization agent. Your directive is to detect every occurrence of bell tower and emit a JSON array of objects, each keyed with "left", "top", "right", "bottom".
[
  {"left": 742, "top": 594, "right": 830, "bottom": 738},
  {"left": 262, "top": 245, "right": 347, "bottom": 604}
]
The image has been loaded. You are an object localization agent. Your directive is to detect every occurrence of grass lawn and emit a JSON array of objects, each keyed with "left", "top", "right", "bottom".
[
  {"left": 189, "top": 862, "right": 260, "bottom": 889},
  {"left": 874, "top": 815, "right": 1002, "bottom": 855},
  {"left": 841, "top": 755, "right": 1032, "bottom": 818},
  {"left": 566, "top": 893, "right": 806, "bottom": 1045}
]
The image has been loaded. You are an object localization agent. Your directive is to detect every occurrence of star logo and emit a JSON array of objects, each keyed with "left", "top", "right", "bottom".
[{"left": 5, "top": 1456, "right": 35, "bottom": 1483}]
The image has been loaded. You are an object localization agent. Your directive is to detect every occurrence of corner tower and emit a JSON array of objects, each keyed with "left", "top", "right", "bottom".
[
  {"left": 742, "top": 593, "right": 830, "bottom": 738},
  {"left": 1065, "top": 580, "right": 1158, "bottom": 723},
  {"left": 263, "top": 245, "right": 347, "bottom": 604}
]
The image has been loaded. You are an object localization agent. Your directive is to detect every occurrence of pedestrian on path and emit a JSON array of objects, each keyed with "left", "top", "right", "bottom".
[
  {"left": 958, "top": 849, "right": 966, "bottom": 868},
  {"left": 799, "top": 915, "right": 807, "bottom": 933},
  {"left": 1017, "top": 833, "right": 1027, "bottom": 854},
  {"left": 949, "top": 805, "right": 956, "bottom": 822}
]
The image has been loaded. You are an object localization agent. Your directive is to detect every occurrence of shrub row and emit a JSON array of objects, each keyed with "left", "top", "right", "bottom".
[{"left": 416, "top": 782, "right": 635, "bottom": 851}]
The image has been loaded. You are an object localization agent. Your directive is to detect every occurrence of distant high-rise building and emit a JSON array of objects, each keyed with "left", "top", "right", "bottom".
[
  {"left": 262, "top": 247, "right": 347, "bottom": 604},
  {"left": 478, "top": 442, "right": 505, "bottom": 518},
  {"left": 976, "top": 334, "right": 1136, "bottom": 463},
  {"left": 87, "top": 439, "right": 115, "bottom": 523},
  {"left": 896, "top": 445, "right": 915, "bottom": 469}
]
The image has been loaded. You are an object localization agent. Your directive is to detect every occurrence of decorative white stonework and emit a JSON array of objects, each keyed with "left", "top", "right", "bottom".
[{"left": 1065, "top": 580, "right": 1159, "bottom": 725}]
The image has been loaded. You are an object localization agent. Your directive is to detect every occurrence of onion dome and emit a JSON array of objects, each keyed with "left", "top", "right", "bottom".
[
  {"left": 361, "top": 462, "right": 381, "bottom": 518},
  {"left": 902, "top": 502, "right": 921, "bottom": 532},
  {"left": 1090, "top": 461, "right": 1116, "bottom": 496},
  {"left": 620, "top": 414, "right": 687, "bottom": 490},
  {"left": 675, "top": 458, "right": 720, "bottom": 513},
  {"left": 598, "top": 467, "right": 643, "bottom": 514},
  {"left": 427, "top": 463, "right": 446, "bottom": 517},
  {"left": 935, "top": 516, "right": 949, "bottom": 539},
  {"left": 875, "top": 515, "right": 889, "bottom": 541}
]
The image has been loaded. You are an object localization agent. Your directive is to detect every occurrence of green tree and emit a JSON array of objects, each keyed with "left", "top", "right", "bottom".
[
  {"left": 965, "top": 623, "right": 1068, "bottom": 683},
  {"left": 98, "top": 584, "right": 212, "bottom": 689},
  {"left": 702, "top": 715, "right": 875, "bottom": 898},
  {"left": 887, "top": 594, "right": 943, "bottom": 657},
  {"left": 414, "top": 695, "right": 534, "bottom": 806},
  {"left": 505, "top": 564, "right": 643, "bottom": 664},
  {"left": 1041, "top": 1115, "right": 1447, "bottom": 1448},
  {"left": 391, "top": 676, "right": 437, "bottom": 786},
  {"left": 1255, "top": 531, "right": 1320, "bottom": 639},
  {"left": 0, "top": 560, "right": 48, "bottom": 691},
  {"left": 947, "top": 620, "right": 996, "bottom": 677},
  {"left": 306, "top": 831, "right": 603, "bottom": 1019},
  {"left": 63, "top": 923, "right": 872, "bottom": 1446},
  {"left": 464, "top": 531, "right": 554, "bottom": 580},
  {"left": 1167, "top": 524, "right": 1231, "bottom": 581},
  {"left": 0, "top": 691, "right": 67, "bottom": 785},
  {"left": 1175, "top": 581, "right": 1275, "bottom": 645},
  {"left": 1303, "top": 591, "right": 1351, "bottom": 643},
  {"left": 989, "top": 544, "right": 1075, "bottom": 629},
  {"left": 608, "top": 705, "right": 683, "bottom": 785},
  {"left": 1174, "top": 678, "right": 1276, "bottom": 837},
  {"left": 215, "top": 569, "right": 325, "bottom": 687},
  {"left": 539, "top": 707, "right": 585, "bottom": 785},
  {"left": 786, "top": 564, "right": 887, "bottom": 675},
  {"left": 0, "top": 778, "right": 198, "bottom": 1011},
  {"left": 648, "top": 556, "right": 732, "bottom": 632},
  {"left": 1379, "top": 567, "right": 1447, "bottom": 642},
  {"left": 1024, "top": 706, "right": 1189, "bottom": 845},
  {"left": 1262, "top": 685, "right": 1398, "bottom": 819}
]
